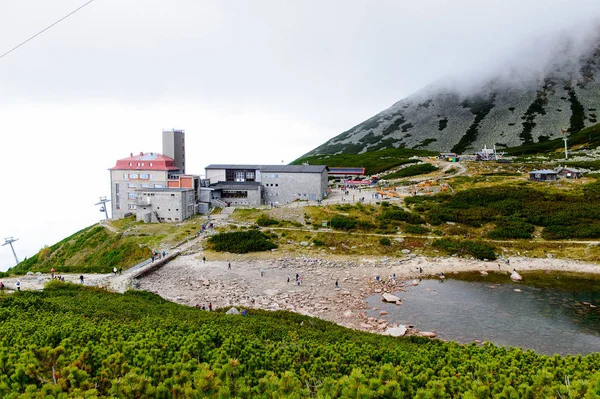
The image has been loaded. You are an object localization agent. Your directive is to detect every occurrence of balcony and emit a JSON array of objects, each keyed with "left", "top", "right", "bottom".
[{"left": 136, "top": 198, "right": 152, "bottom": 206}]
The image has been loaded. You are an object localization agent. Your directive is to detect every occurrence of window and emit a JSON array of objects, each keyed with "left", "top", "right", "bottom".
[
  {"left": 128, "top": 192, "right": 136, "bottom": 199},
  {"left": 128, "top": 204, "right": 136, "bottom": 210},
  {"left": 149, "top": 174, "right": 154, "bottom": 180},
  {"left": 115, "top": 183, "right": 120, "bottom": 210},
  {"left": 128, "top": 183, "right": 136, "bottom": 188},
  {"left": 154, "top": 184, "right": 163, "bottom": 188},
  {"left": 123, "top": 173, "right": 128, "bottom": 179},
  {"left": 130, "top": 173, "right": 138, "bottom": 179},
  {"left": 275, "top": 174, "right": 279, "bottom": 178},
  {"left": 149, "top": 163, "right": 153, "bottom": 167},
  {"left": 140, "top": 174, "right": 149, "bottom": 179},
  {"left": 176, "top": 208, "right": 179, "bottom": 211},
  {"left": 141, "top": 163, "right": 144, "bottom": 166},
  {"left": 275, "top": 184, "right": 278, "bottom": 187},
  {"left": 129, "top": 162, "right": 132, "bottom": 166},
  {"left": 141, "top": 184, "right": 150, "bottom": 188},
  {"left": 171, "top": 194, "right": 175, "bottom": 197}
]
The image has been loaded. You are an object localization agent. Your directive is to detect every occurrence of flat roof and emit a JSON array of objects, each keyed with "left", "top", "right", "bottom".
[
  {"left": 205, "top": 164, "right": 328, "bottom": 173},
  {"left": 530, "top": 170, "right": 558, "bottom": 174}
]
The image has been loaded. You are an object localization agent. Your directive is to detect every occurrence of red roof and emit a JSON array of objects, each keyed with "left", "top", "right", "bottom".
[{"left": 110, "top": 152, "right": 180, "bottom": 171}]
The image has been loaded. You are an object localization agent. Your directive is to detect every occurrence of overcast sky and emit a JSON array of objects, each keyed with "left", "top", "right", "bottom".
[{"left": 1, "top": 0, "right": 599, "bottom": 270}]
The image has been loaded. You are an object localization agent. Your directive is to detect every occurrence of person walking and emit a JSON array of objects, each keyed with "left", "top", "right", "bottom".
[
  {"left": 335, "top": 280, "right": 339, "bottom": 288},
  {"left": 228, "top": 263, "right": 231, "bottom": 270},
  {"left": 118, "top": 267, "right": 122, "bottom": 275},
  {"left": 203, "top": 256, "right": 206, "bottom": 263},
  {"left": 113, "top": 267, "right": 117, "bottom": 276},
  {"left": 287, "top": 275, "right": 290, "bottom": 284},
  {"left": 162, "top": 250, "right": 166, "bottom": 258},
  {"left": 16, "top": 280, "right": 21, "bottom": 291},
  {"left": 50, "top": 267, "right": 55, "bottom": 279},
  {"left": 79, "top": 275, "right": 84, "bottom": 284},
  {"left": 208, "top": 302, "right": 213, "bottom": 311},
  {"left": 260, "top": 269, "right": 264, "bottom": 277}
]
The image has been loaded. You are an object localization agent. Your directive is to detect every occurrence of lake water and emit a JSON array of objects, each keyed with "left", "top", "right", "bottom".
[{"left": 366, "top": 272, "right": 600, "bottom": 356}]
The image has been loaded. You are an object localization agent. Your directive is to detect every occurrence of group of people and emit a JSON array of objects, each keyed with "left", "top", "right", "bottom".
[
  {"left": 151, "top": 250, "right": 166, "bottom": 263},
  {"left": 112, "top": 267, "right": 122, "bottom": 276},
  {"left": 195, "top": 302, "right": 213, "bottom": 311},
  {"left": 286, "top": 273, "right": 303, "bottom": 285}
]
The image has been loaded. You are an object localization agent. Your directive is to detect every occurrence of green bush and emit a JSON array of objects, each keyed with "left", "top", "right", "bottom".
[
  {"left": 313, "top": 239, "right": 326, "bottom": 247},
  {"left": 406, "top": 225, "right": 430, "bottom": 235},
  {"left": 330, "top": 215, "right": 357, "bottom": 230},
  {"left": 433, "top": 238, "right": 497, "bottom": 260},
  {"left": 384, "top": 163, "right": 438, "bottom": 179},
  {"left": 256, "top": 214, "right": 280, "bottom": 226},
  {"left": 379, "top": 237, "right": 391, "bottom": 246},
  {"left": 488, "top": 218, "right": 535, "bottom": 239},
  {"left": 379, "top": 209, "right": 425, "bottom": 225},
  {"left": 207, "top": 230, "right": 277, "bottom": 253}
]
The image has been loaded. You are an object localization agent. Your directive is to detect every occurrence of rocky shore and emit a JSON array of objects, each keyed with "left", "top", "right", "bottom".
[{"left": 135, "top": 253, "right": 600, "bottom": 337}]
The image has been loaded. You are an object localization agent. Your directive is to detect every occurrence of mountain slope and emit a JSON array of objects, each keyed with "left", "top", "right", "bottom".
[{"left": 305, "top": 35, "right": 600, "bottom": 156}]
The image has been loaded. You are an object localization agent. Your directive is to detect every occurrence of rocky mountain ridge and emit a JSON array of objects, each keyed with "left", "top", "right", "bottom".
[{"left": 306, "top": 35, "right": 600, "bottom": 155}]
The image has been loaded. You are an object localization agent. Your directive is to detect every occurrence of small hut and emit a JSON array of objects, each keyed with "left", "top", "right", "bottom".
[
  {"left": 555, "top": 167, "right": 583, "bottom": 179},
  {"left": 529, "top": 170, "right": 558, "bottom": 182}
]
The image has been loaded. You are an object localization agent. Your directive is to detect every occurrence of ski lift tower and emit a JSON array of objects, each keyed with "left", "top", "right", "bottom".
[
  {"left": 2, "top": 237, "right": 19, "bottom": 265},
  {"left": 95, "top": 196, "right": 111, "bottom": 219},
  {"left": 561, "top": 128, "right": 569, "bottom": 160}
]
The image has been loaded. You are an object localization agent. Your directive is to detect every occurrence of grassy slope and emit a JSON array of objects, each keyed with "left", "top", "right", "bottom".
[
  {"left": 1, "top": 284, "right": 599, "bottom": 397},
  {"left": 504, "top": 121, "right": 600, "bottom": 156},
  {"left": 291, "top": 147, "right": 436, "bottom": 175},
  {"left": 8, "top": 216, "right": 205, "bottom": 275}
]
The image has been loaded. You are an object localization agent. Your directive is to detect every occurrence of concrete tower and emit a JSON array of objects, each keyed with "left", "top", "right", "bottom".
[{"left": 162, "top": 129, "right": 185, "bottom": 173}]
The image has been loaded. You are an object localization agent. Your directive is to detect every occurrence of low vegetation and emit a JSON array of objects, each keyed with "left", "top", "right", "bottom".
[
  {"left": 433, "top": 238, "right": 497, "bottom": 260},
  {"left": 1, "top": 285, "right": 599, "bottom": 398},
  {"left": 207, "top": 230, "right": 277, "bottom": 253},
  {"left": 8, "top": 216, "right": 205, "bottom": 275},
  {"left": 406, "top": 183, "right": 600, "bottom": 240},
  {"left": 382, "top": 163, "right": 438, "bottom": 179},
  {"left": 9, "top": 225, "right": 152, "bottom": 275},
  {"left": 292, "top": 147, "right": 435, "bottom": 175}
]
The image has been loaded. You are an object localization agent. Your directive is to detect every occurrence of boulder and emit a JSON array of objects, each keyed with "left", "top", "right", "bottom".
[
  {"left": 360, "top": 323, "right": 373, "bottom": 329},
  {"left": 343, "top": 310, "right": 353, "bottom": 318},
  {"left": 480, "top": 271, "right": 488, "bottom": 276},
  {"left": 382, "top": 293, "right": 401, "bottom": 303},
  {"left": 299, "top": 242, "right": 309, "bottom": 247},
  {"left": 385, "top": 325, "right": 407, "bottom": 337},
  {"left": 411, "top": 280, "right": 419, "bottom": 286},
  {"left": 401, "top": 249, "right": 411, "bottom": 254},
  {"left": 420, "top": 332, "right": 437, "bottom": 338},
  {"left": 379, "top": 311, "right": 388, "bottom": 316},
  {"left": 225, "top": 307, "right": 240, "bottom": 315},
  {"left": 510, "top": 271, "right": 522, "bottom": 281}
]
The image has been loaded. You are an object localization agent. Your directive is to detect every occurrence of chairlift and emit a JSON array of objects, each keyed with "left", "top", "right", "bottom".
[{"left": 99, "top": 206, "right": 105, "bottom": 212}]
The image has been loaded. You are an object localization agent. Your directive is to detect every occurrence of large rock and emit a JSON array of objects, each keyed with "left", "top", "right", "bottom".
[
  {"left": 385, "top": 325, "right": 407, "bottom": 337},
  {"left": 382, "top": 293, "right": 401, "bottom": 303},
  {"left": 420, "top": 332, "right": 437, "bottom": 338},
  {"left": 510, "top": 271, "right": 522, "bottom": 281}
]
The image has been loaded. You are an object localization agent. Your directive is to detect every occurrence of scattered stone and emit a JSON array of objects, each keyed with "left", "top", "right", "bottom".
[
  {"left": 401, "top": 249, "right": 411, "bottom": 254},
  {"left": 343, "top": 310, "right": 353, "bottom": 318},
  {"left": 379, "top": 311, "right": 388, "bottom": 316},
  {"left": 420, "top": 332, "right": 437, "bottom": 338},
  {"left": 411, "top": 280, "right": 419, "bottom": 286},
  {"left": 385, "top": 325, "right": 407, "bottom": 337},
  {"left": 480, "top": 271, "right": 488, "bottom": 276},
  {"left": 360, "top": 323, "right": 372, "bottom": 329},
  {"left": 510, "top": 271, "right": 522, "bottom": 281},
  {"left": 382, "top": 293, "right": 401, "bottom": 303},
  {"left": 300, "top": 242, "right": 309, "bottom": 247},
  {"left": 514, "top": 289, "right": 522, "bottom": 292}
]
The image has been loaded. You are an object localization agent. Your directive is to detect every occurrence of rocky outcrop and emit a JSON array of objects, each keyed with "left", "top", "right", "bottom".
[{"left": 302, "top": 34, "right": 600, "bottom": 155}]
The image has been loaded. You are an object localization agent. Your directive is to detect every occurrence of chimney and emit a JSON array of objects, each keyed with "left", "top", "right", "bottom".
[
  {"left": 130, "top": 152, "right": 133, "bottom": 157},
  {"left": 140, "top": 152, "right": 143, "bottom": 156}
]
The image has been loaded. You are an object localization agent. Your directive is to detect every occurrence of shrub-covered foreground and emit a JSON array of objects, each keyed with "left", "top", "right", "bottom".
[
  {"left": 207, "top": 230, "right": 277, "bottom": 253},
  {"left": 1, "top": 284, "right": 599, "bottom": 398}
]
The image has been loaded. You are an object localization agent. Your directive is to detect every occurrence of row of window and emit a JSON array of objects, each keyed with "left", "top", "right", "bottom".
[
  {"left": 123, "top": 173, "right": 153, "bottom": 180},
  {"left": 128, "top": 162, "right": 154, "bottom": 167},
  {"left": 265, "top": 183, "right": 279, "bottom": 187}
]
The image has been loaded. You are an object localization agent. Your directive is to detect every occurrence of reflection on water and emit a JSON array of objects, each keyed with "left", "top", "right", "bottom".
[{"left": 366, "top": 274, "right": 600, "bottom": 356}]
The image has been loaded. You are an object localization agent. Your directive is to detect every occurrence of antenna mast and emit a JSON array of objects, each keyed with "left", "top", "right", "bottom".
[
  {"left": 95, "top": 196, "right": 111, "bottom": 219},
  {"left": 561, "top": 128, "right": 569, "bottom": 160},
  {"left": 2, "top": 237, "right": 19, "bottom": 265}
]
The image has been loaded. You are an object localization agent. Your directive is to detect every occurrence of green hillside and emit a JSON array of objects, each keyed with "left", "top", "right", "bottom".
[
  {"left": 8, "top": 216, "right": 203, "bottom": 275},
  {"left": 503, "top": 122, "right": 600, "bottom": 156},
  {"left": 1, "top": 283, "right": 599, "bottom": 398},
  {"left": 292, "top": 147, "right": 436, "bottom": 175}
]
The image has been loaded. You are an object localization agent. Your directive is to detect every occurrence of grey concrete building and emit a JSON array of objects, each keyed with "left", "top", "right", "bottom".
[
  {"left": 162, "top": 129, "right": 186, "bottom": 173},
  {"left": 209, "top": 181, "right": 262, "bottom": 207},
  {"left": 204, "top": 164, "right": 328, "bottom": 206},
  {"left": 135, "top": 188, "right": 196, "bottom": 223}
]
